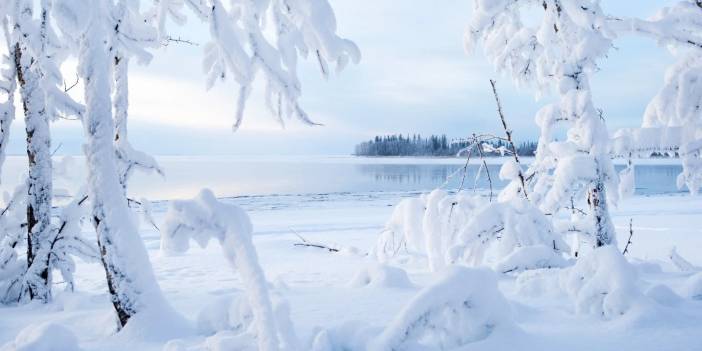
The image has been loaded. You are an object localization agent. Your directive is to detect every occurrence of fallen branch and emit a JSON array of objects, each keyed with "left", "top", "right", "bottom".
[
  {"left": 290, "top": 228, "right": 339, "bottom": 253},
  {"left": 163, "top": 36, "right": 199, "bottom": 47}
]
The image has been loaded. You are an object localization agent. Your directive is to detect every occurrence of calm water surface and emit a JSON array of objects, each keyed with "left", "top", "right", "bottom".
[{"left": 0, "top": 155, "right": 687, "bottom": 200}]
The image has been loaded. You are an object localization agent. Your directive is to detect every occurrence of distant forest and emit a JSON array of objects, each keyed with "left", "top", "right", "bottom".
[{"left": 354, "top": 134, "right": 538, "bottom": 157}]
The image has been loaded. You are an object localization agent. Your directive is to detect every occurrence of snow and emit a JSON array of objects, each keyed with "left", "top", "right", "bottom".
[
  {"left": 348, "top": 263, "right": 414, "bottom": 289},
  {"left": 369, "top": 266, "right": 514, "bottom": 351},
  {"left": 2, "top": 322, "right": 81, "bottom": 351},
  {"left": 3, "top": 0, "right": 700, "bottom": 349},
  {"left": 684, "top": 273, "right": 702, "bottom": 301},
  {"left": 560, "top": 245, "right": 641, "bottom": 319},
  {"left": 0, "top": 188, "right": 700, "bottom": 349}
]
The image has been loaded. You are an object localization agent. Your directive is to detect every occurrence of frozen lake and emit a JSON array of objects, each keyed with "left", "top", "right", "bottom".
[{"left": 0, "top": 155, "right": 688, "bottom": 200}]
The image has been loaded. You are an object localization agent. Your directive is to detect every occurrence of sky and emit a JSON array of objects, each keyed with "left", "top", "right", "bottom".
[{"left": 3, "top": 0, "right": 681, "bottom": 156}]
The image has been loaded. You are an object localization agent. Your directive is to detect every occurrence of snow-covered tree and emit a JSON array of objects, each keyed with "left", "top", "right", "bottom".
[
  {"left": 48, "top": 0, "right": 173, "bottom": 326},
  {"left": 610, "top": 1, "right": 702, "bottom": 194},
  {"left": 4, "top": 0, "right": 83, "bottom": 302},
  {"left": 466, "top": 0, "right": 619, "bottom": 249},
  {"left": 0, "top": 15, "right": 16, "bottom": 176},
  {"left": 50, "top": 0, "right": 358, "bottom": 327},
  {"left": 111, "top": 0, "right": 163, "bottom": 192}
]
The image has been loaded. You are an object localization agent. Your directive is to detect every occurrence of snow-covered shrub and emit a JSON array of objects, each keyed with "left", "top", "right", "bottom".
[
  {"left": 369, "top": 266, "right": 514, "bottom": 351},
  {"left": 375, "top": 189, "right": 567, "bottom": 273},
  {"left": 684, "top": 272, "right": 702, "bottom": 300},
  {"left": 373, "top": 197, "right": 426, "bottom": 261},
  {"left": 0, "top": 182, "right": 29, "bottom": 303},
  {"left": 559, "top": 246, "right": 642, "bottom": 318},
  {"left": 348, "top": 263, "right": 413, "bottom": 289},
  {"left": 162, "top": 189, "right": 297, "bottom": 351},
  {"left": 1, "top": 322, "right": 81, "bottom": 351},
  {"left": 448, "top": 198, "right": 568, "bottom": 273}
]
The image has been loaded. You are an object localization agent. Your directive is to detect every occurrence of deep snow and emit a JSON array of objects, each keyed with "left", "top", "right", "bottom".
[{"left": 1, "top": 188, "right": 701, "bottom": 350}]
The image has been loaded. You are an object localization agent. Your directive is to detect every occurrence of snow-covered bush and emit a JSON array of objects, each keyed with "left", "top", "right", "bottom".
[
  {"left": 559, "top": 246, "right": 642, "bottom": 319},
  {"left": 448, "top": 198, "right": 568, "bottom": 273},
  {"left": 369, "top": 266, "right": 514, "bottom": 351},
  {"left": 0, "top": 181, "right": 29, "bottom": 303},
  {"left": 0, "top": 159, "right": 99, "bottom": 304},
  {"left": 162, "top": 189, "right": 297, "bottom": 351},
  {"left": 375, "top": 189, "right": 567, "bottom": 273}
]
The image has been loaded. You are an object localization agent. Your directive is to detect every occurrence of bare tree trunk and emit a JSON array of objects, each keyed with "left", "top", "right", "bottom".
[{"left": 14, "top": 32, "right": 53, "bottom": 302}]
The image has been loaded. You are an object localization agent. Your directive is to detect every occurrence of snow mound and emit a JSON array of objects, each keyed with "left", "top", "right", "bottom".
[
  {"left": 494, "top": 245, "right": 568, "bottom": 274},
  {"left": 369, "top": 266, "right": 514, "bottom": 351},
  {"left": 348, "top": 263, "right": 413, "bottom": 289},
  {"left": 684, "top": 272, "right": 702, "bottom": 300},
  {"left": 195, "top": 290, "right": 299, "bottom": 350},
  {"left": 560, "top": 246, "right": 642, "bottom": 318},
  {"left": 514, "top": 268, "right": 563, "bottom": 300},
  {"left": 310, "top": 321, "right": 380, "bottom": 351},
  {"left": 116, "top": 301, "right": 194, "bottom": 342},
  {"left": 645, "top": 284, "right": 683, "bottom": 307},
  {"left": 197, "top": 294, "right": 254, "bottom": 336},
  {"left": 2, "top": 323, "right": 81, "bottom": 351},
  {"left": 669, "top": 246, "right": 698, "bottom": 272}
]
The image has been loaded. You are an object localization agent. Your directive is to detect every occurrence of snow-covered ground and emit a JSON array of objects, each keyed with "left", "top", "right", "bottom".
[{"left": 1, "top": 189, "right": 701, "bottom": 350}]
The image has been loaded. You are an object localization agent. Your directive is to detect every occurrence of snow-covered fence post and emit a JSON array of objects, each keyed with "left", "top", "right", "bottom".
[{"left": 161, "top": 189, "right": 286, "bottom": 351}]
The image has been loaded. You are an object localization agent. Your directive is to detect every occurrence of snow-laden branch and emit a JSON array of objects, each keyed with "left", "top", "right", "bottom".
[
  {"left": 154, "top": 0, "right": 360, "bottom": 130},
  {"left": 162, "top": 189, "right": 295, "bottom": 351}
]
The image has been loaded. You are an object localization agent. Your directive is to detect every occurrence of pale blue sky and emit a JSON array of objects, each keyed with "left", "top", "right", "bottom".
[{"left": 5, "top": 0, "right": 679, "bottom": 155}]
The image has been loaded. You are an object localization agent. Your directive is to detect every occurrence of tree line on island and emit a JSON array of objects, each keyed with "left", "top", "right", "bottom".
[{"left": 354, "top": 134, "right": 538, "bottom": 157}]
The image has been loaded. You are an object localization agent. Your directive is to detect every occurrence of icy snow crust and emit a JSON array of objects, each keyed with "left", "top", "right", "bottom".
[{"left": 1, "top": 190, "right": 702, "bottom": 350}]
